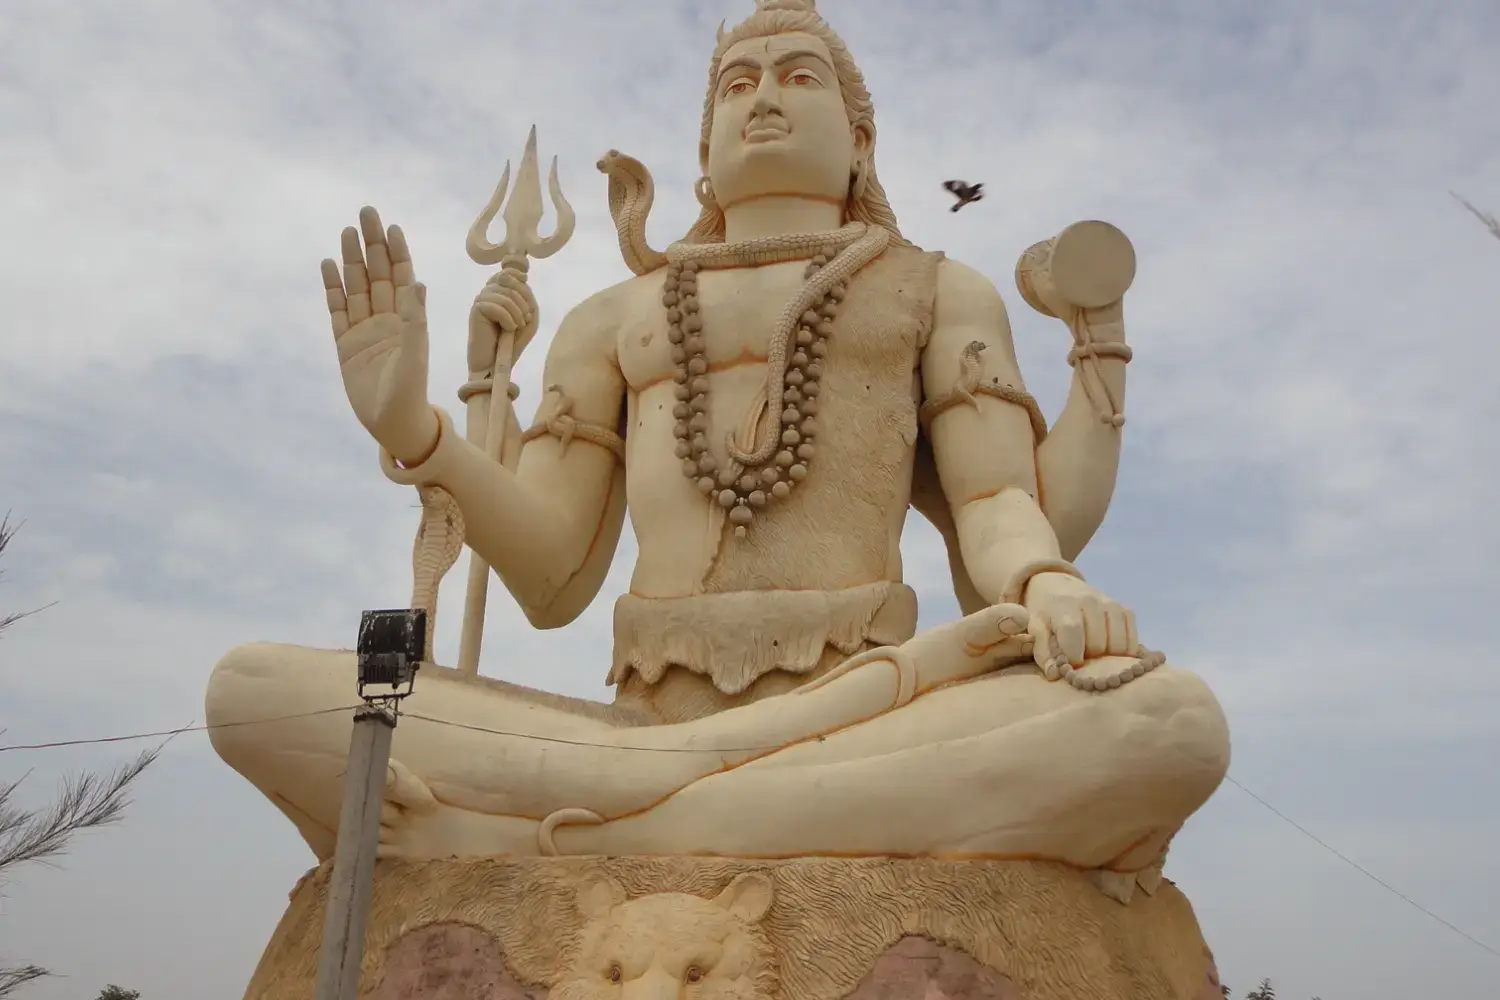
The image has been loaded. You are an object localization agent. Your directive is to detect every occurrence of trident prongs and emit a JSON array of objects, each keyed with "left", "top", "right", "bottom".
[{"left": 466, "top": 125, "right": 577, "bottom": 266}]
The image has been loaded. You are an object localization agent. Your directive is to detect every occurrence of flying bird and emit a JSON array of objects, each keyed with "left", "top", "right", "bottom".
[{"left": 943, "top": 180, "right": 984, "bottom": 212}]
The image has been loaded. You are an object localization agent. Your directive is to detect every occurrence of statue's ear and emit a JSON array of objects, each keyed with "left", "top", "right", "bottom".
[
  {"left": 576, "top": 874, "right": 627, "bottom": 920},
  {"left": 712, "top": 871, "right": 774, "bottom": 924}
]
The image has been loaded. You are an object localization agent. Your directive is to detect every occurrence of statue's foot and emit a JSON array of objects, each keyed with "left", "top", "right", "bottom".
[
  {"left": 376, "top": 799, "right": 541, "bottom": 860},
  {"left": 377, "top": 759, "right": 440, "bottom": 857}
]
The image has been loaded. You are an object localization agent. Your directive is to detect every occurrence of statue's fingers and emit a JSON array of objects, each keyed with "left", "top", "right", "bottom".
[
  {"left": 1029, "top": 613, "right": 1065, "bottom": 674},
  {"left": 494, "top": 272, "right": 538, "bottom": 317},
  {"left": 369, "top": 280, "right": 395, "bottom": 316},
  {"left": 1051, "top": 611, "right": 1086, "bottom": 666},
  {"left": 1027, "top": 613, "right": 1052, "bottom": 670},
  {"left": 1123, "top": 608, "right": 1139, "bottom": 652},
  {"left": 359, "top": 205, "right": 386, "bottom": 248},
  {"left": 1079, "top": 596, "right": 1108, "bottom": 659},
  {"left": 476, "top": 300, "right": 521, "bottom": 333},
  {"left": 1103, "top": 604, "right": 1132, "bottom": 656},
  {"left": 340, "top": 226, "right": 368, "bottom": 292},
  {"left": 321, "top": 259, "right": 349, "bottom": 337},
  {"left": 341, "top": 226, "right": 372, "bottom": 325},
  {"left": 396, "top": 284, "right": 429, "bottom": 356},
  {"left": 360, "top": 207, "right": 395, "bottom": 314},
  {"left": 477, "top": 289, "right": 526, "bottom": 329},
  {"left": 395, "top": 281, "right": 428, "bottom": 328},
  {"left": 493, "top": 270, "right": 534, "bottom": 299},
  {"left": 387, "top": 224, "right": 414, "bottom": 287}
]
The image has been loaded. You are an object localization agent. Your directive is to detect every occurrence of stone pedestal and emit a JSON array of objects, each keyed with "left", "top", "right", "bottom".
[{"left": 244, "top": 857, "right": 1222, "bottom": 1000}]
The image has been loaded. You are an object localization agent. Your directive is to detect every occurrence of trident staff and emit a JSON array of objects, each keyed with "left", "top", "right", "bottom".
[{"left": 453, "top": 126, "right": 575, "bottom": 676}]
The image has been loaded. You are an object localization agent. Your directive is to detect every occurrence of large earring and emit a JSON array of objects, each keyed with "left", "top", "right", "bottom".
[
  {"left": 695, "top": 176, "right": 717, "bottom": 209},
  {"left": 850, "top": 159, "right": 869, "bottom": 202}
]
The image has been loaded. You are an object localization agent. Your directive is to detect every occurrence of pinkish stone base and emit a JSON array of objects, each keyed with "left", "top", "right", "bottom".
[
  {"left": 362, "top": 928, "right": 1221, "bottom": 1000},
  {"left": 366, "top": 924, "right": 539, "bottom": 1000},
  {"left": 365, "top": 928, "right": 1029, "bottom": 1000},
  {"left": 245, "top": 857, "right": 1221, "bottom": 1000},
  {"left": 846, "top": 937, "right": 1023, "bottom": 999}
]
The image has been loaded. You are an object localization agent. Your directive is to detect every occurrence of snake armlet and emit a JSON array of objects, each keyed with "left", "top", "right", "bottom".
[
  {"left": 521, "top": 408, "right": 627, "bottom": 463},
  {"left": 919, "top": 382, "right": 1049, "bottom": 444},
  {"left": 1067, "top": 341, "right": 1133, "bottom": 367}
]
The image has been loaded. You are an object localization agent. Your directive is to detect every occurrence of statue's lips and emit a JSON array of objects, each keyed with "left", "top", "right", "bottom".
[{"left": 743, "top": 123, "right": 790, "bottom": 144}]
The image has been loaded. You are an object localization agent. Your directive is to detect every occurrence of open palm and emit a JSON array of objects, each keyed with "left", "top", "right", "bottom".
[{"left": 320, "top": 206, "right": 434, "bottom": 462}]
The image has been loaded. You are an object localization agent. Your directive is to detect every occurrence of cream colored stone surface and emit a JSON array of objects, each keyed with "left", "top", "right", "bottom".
[
  {"left": 207, "top": 0, "right": 1230, "bottom": 883},
  {"left": 245, "top": 857, "right": 1221, "bottom": 1000}
]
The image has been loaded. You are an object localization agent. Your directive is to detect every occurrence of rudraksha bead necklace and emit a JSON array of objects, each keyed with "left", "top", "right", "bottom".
[
  {"left": 664, "top": 254, "right": 846, "bottom": 538},
  {"left": 661, "top": 222, "right": 890, "bottom": 538}
]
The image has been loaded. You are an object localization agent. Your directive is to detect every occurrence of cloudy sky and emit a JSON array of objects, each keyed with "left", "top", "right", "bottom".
[{"left": 1, "top": 0, "right": 1497, "bottom": 996}]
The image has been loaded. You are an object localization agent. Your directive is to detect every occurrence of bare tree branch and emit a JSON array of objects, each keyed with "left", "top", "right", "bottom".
[
  {"left": 0, "top": 746, "right": 162, "bottom": 878},
  {"left": 1452, "top": 190, "right": 1500, "bottom": 242},
  {"left": 1, "top": 511, "right": 160, "bottom": 993},
  {"left": 0, "top": 963, "right": 49, "bottom": 999},
  {"left": 0, "top": 514, "right": 55, "bottom": 639}
]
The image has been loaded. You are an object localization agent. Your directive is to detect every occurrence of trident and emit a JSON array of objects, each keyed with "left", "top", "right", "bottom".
[{"left": 451, "top": 125, "right": 576, "bottom": 677}]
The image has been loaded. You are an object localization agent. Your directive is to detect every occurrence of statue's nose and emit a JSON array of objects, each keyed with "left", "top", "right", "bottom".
[{"left": 751, "top": 78, "right": 783, "bottom": 115}]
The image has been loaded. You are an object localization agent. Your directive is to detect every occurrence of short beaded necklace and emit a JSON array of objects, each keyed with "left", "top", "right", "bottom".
[{"left": 661, "top": 222, "right": 890, "bottom": 537}]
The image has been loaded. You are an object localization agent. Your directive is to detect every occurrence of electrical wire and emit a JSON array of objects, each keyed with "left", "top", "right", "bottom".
[
  {"left": 0, "top": 707, "right": 779, "bottom": 755},
  {"left": 2, "top": 700, "right": 1496, "bottom": 960},
  {"left": 400, "top": 711, "right": 775, "bottom": 753},
  {"left": 1222, "top": 775, "right": 1500, "bottom": 961},
  {"left": 0, "top": 706, "right": 362, "bottom": 752}
]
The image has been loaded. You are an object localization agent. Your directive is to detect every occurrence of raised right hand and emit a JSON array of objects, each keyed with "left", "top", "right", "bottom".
[{"left": 321, "top": 206, "right": 438, "bottom": 464}]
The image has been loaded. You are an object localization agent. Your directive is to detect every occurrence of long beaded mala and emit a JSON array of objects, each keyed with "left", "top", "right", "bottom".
[{"left": 663, "top": 224, "right": 887, "bottom": 538}]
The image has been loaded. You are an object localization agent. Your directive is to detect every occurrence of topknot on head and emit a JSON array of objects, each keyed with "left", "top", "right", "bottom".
[
  {"left": 717, "top": 1, "right": 820, "bottom": 48},
  {"left": 755, "top": 0, "right": 817, "bottom": 11}
]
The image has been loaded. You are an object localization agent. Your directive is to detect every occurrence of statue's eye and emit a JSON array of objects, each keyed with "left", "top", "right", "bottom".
[
  {"left": 786, "top": 70, "right": 819, "bottom": 86},
  {"left": 724, "top": 78, "right": 754, "bottom": 97},
  {"left": 608, "top": 963, "right": 622, "bottom": 983},
  {"left": 685, "top": 965, "right": 703, "bottom": 983}
]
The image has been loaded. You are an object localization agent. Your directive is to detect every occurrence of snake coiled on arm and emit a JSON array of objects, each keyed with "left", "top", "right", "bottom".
[
  {"left": 410, "top": 485, "right": 466, "bottom": 663},
  {"left": 597, "top": 150, "right": 668, "bottom": 275}
]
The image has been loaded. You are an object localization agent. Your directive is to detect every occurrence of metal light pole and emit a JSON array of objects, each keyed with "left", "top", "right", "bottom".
[{"left": 313, "top": 608, "right": 426, "bottom": 1000}]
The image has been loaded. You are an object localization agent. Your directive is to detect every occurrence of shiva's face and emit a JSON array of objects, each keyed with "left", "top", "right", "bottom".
[{"left": 705, "top": 31, "right": 870, "bottom": 212}]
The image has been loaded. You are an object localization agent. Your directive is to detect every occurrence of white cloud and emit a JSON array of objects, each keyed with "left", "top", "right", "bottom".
[{"left": 2, "top": 0, "right": 1498, "bottom": 997}]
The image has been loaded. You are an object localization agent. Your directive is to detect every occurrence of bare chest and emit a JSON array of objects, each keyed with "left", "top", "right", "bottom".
[
  {"left": 617, "top": 263, "right": 807, "bottom": 392},
  {"left": 615, "top": 244, "right": 944, "bottom": 602}
]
